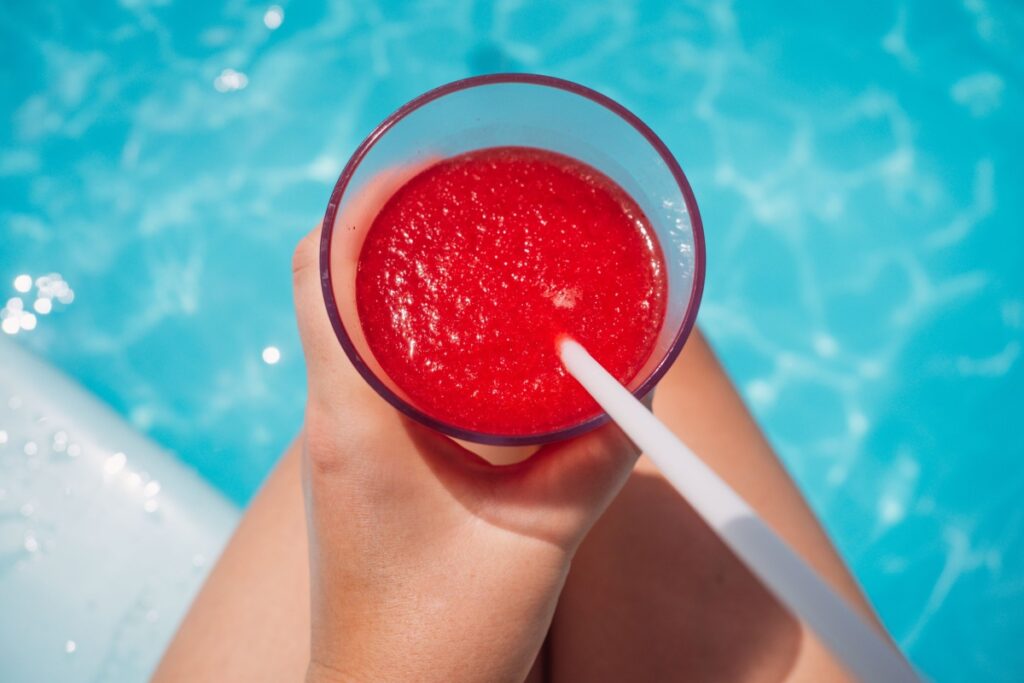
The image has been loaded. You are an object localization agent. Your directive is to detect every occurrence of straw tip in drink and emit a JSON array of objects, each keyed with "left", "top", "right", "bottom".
[{"left": 555, "top": 334, "right": 580, "bottom": 356}]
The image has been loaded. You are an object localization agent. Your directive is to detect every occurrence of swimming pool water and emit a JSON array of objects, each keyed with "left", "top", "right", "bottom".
[{"left": 2, "top": 1, "right": 1022, "bottom": 680}]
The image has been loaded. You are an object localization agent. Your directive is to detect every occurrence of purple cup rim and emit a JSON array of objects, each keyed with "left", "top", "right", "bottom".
[{"left": 319, "top": 73, "right": 706, "bottom": 446}]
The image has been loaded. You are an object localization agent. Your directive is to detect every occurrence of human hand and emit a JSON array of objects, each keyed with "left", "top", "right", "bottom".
[{"left": 293, "top": 179, "right": 642, "bottom": 682}]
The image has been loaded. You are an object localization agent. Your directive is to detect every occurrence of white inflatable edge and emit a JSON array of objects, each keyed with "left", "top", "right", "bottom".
[{"left": 0, "top": 337, "right": 239, "bottom": 683}]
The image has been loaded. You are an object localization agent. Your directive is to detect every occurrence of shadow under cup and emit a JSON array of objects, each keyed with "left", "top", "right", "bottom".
[{"left": 320, "top": 74, "right": 705, "bottom": 447}]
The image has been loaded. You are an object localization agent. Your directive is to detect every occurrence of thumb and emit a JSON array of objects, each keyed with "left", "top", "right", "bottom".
[
  {"left": 291, "top": 223, "right": 333, "bottom": 352},
  {"left": 291, "top": 223, "right": 374, "bottom": 408}
]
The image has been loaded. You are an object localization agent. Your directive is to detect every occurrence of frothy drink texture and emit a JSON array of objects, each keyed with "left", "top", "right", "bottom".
[{"left": 356, "top": 147, "right": 667, "bottom": 435}]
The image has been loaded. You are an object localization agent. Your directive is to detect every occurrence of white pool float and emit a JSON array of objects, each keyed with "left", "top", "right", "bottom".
[{"left": 0, "top": 337, "right": 238, "bottom": 682}]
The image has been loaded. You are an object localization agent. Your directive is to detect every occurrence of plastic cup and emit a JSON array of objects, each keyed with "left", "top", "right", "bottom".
[{"left": 320, "top": 73, "right": 705, "bottom": 446}]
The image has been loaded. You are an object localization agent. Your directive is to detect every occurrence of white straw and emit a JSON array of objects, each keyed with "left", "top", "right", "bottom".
[{"left": 559, "top": 338, "right": 920, "bottom": 683}]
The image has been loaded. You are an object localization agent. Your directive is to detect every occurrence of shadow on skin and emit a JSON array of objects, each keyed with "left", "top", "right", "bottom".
[
  {"left": 552, "top": 469, "right": 802, "bottom": 682},
  {"left": 402, "top": 419, "right": 801, "bottom": 681}
]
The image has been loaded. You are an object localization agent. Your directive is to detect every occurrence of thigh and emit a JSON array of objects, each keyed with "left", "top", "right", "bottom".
[
  {"left": 548, "top": 330, "right": 873, "bottom": 682},
  {"left": 152, "top": 442, "right": 310, "bottom": 682}
]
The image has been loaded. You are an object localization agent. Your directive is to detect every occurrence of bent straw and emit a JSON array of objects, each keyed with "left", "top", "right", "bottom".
[{"left": 559, "top": 338, "right": 920, "bottom": 683}]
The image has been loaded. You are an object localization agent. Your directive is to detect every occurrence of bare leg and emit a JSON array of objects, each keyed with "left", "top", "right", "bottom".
[
  {"left": 549, "top": 330, "right": 881, "bottom": 682},
  {"left": 152, "top": 441, "right": 310, "bottom": 682},
  {"left": 156, "top": 329, "right": 877, "bottom": 681}
]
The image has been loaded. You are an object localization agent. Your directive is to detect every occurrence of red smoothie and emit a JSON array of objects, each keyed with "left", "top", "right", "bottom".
[{"left": 356, "top": 146, "right": 666, "bottom": 435}]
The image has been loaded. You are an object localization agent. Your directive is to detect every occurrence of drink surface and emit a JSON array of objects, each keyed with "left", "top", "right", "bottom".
[{"left": 356, "top": 146, "right": 667, "bottom": 436}]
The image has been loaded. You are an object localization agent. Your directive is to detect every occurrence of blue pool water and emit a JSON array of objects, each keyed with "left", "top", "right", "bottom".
[{"left": 2, "top": 1, "right": 1022, "bottom": 680}]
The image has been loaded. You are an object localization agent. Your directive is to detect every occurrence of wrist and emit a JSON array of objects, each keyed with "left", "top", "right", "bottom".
[{"left": 310, "top": 550, "right": 568, "bottom": 683}]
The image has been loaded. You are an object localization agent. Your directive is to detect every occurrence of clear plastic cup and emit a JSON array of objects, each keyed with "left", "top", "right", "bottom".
[{"left": 320, "top": 73, "right": 705, "bottom": 446}]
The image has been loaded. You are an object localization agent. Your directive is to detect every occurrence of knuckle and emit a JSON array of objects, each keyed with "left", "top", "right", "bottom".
[
  {"left": 302, "top": 411, "right": 350, "bottom": 477},
  {"left": 302, "top": 401, "right": 387, "bottom": 478}
]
